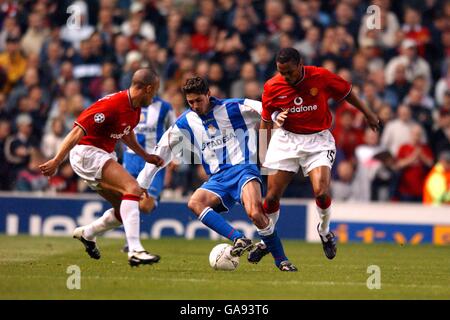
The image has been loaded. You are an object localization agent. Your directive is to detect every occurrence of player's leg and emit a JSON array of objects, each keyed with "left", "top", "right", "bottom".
[
  {"left": 264, "top": 170, "right": 296, "bottom": 226},
  {"left": 241, "top": 180, "right": 297, "bottom": 271},
  {"left": 140, "top": 168, "right": 165, "bottom": 213},
  {"left": 100, "top": 159, "right": 159, "bottom": 265},
  {"left": 309, "top": 165, "right": 337, "bottom": 259},
  {"left": 188, "top": 189, "right": 246, "bottom": 243},
  {"left": 81, "top": 188, "right": 122, "bottom": 239}
]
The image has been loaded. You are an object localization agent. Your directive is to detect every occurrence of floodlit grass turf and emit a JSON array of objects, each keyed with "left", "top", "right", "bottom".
[{"left": 0, "top": 235, "right": 449, "bottom": 300}]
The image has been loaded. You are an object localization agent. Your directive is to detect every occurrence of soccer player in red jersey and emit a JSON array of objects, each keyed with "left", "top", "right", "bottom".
[
  {"left": 254, "top": 48, "right": 380, "bottom": 262},
  {"left": 39, "top": 68, "right": 164, "bottom": 266}
]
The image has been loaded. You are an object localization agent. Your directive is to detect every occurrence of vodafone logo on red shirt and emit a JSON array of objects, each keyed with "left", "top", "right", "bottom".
[
  {"left": 110, "top": 125, "right": 131, "bottom": 139},
  {"left": 284, "top": 96, "right": 318, "bottom": 113}
]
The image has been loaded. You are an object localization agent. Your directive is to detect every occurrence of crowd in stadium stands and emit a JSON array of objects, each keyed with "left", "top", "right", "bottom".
[{"left": 0, "top": 0, "right": 449, "bottom": 204}]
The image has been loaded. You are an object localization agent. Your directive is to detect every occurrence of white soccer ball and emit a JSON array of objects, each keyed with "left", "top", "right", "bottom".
[{"left": 209, "top": 243, "right": 239, "bottom": 271}]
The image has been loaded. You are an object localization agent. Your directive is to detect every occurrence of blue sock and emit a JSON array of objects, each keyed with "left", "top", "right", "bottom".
[
  {"left": 260, "top": 230, "right": 288, "bottom": 267},
  {"left": 200, "top": 208, "right": 243, "bottom": 241}
]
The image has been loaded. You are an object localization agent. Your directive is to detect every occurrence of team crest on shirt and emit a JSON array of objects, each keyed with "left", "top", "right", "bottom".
[
  {"left": 94, "top": 113, "right": 105, "bottom": 123},
  {"left": 310, "top": 88, "right": 318, "bottom": 96},
  {"left": 207, "top": 124, "right": 218, "bottom": 135}
]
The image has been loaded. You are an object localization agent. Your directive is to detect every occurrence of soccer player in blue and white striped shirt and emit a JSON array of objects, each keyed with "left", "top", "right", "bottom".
[{"left": 138, "top": 77, "right": 297, "bottom": 271}]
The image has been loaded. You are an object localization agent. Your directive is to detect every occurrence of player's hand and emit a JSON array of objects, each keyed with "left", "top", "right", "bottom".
[
  {"left": 140, "top": 188, "right": 149, "bottom": 200},
  {"left": 366, "top": 113, "right": 381, "bottom": 132},
  {"left": 144, "top": 154, "right": 164, "bottom": 167},
  {"left": 275, "top": 109, "right": 289, "bottom": 127},
  {"left": 39, "top": 159, "right": 60, "bottom": 176}
]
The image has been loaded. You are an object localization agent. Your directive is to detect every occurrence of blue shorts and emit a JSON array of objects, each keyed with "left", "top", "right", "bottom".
[
  {"left": 200, "top": 164, "right": 262, "bottom": 213},
  {"left": 123, "top": 152, "right": 165, "bottom": 201}
]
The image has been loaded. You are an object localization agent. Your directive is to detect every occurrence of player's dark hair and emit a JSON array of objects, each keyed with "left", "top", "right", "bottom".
[
  {"left": 182, "top": 76, "right": 209, "bottom": 95},
  {"left": 276, "top": 47, "right": 302, "bottom": 65},
  {"left": 131, "top": 67, "right": 159, "bottom": 88}
]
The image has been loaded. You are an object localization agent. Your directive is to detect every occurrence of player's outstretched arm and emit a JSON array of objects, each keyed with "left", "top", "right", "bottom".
[
  {"left": 136, "top": 127, "right": 180, "bottom": 190},
  {"left": 345, "top": 90, "right": 381, "bottom": 131},
  {"left": 39, "top": 125, "right": 85, "bottom": 176},
  {"left": 121, "top": 130, "right": 164, "bottom": 166}
]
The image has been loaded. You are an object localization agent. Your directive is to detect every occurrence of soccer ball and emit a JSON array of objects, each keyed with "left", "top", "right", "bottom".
[{"left": 209, "top": 243, "right": 239, "bottom": 271}]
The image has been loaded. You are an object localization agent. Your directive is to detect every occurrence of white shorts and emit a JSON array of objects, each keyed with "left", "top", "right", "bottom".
[
  {"left": 263, "top": 128, "right": 336, "bottom": 176},
  {"left": 69, "top": 144, "right": 117, "bottom": 189}
]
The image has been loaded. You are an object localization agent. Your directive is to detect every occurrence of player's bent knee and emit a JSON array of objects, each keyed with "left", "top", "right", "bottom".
[
  {"left": 139, "top": 201, "right": 155, "bottom": 214},
  {"left": 187, "top": 198, "right": 203, "bottom": 216},
  {"left": 123, "top": 182, "right": 141, "bottom": 197}
]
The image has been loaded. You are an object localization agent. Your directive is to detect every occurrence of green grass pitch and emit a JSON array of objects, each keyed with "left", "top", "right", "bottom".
[{"left": 0, "top": 235, "right": 449, "bottom": 300}]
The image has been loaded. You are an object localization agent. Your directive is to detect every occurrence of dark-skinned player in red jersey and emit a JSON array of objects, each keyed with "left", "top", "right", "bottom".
[
  {"left": 39, "top": 68, "right": 164, "bottom": 267},
  {"left": 248, "top": 48, "right": 380, "bottom": 264}
]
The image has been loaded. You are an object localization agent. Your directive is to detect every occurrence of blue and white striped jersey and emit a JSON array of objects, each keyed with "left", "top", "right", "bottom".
[
  {"left": 137, "top": 97, "right": 262, "bottom": 189},
  {"left": 125, "top": 97, "right": 175, "bottom": 154}
]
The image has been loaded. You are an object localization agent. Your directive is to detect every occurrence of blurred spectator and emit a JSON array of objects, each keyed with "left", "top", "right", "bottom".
[
  {"left": 0, "top": 35, "right": 27, "bottom": 94},
  {"left": 385, "top": 39, "right": 431, "bottom": 93},
  {"left": 331, "top": 160, "right": 357, "bottom": 201},
  {"left": 381, "top": 104, "right": 418, "bottom": 156},
  {"left": 431, "top": 108, "right": 450, "bottom": 157},
  {"left": 423, "top": 151, "right": 450, "bottom": 205},
  {"left": 396, "top": 124, "right": 434, "bottom": 202},
  {"left": 191, "top": 15, "right": 216, "bottom": 56},
  {"left": 120, "top": 2, "right": 156, "bottom": 46},
  {"left": 384, "top": 64, "right": 411, "bottom": 108},
  {"left": 4, "top": 114, "right": 38, "bottom": 181},
  {"left": 41, "top": 117, "right": 65, "bottom": 159},
  {"left": 295, "top": 26, "right": 320, "bottom": 65},
  {"left": 48, "top": 160, "right": 78, "bottom": 193},
  {"left": 401, "top": 6, "right": 430, "bottom": 57},
  {"left": 230, "top": 61, "right": 257, "bottom": 98},
  {"left": 0, "top": 119, "right": 12, "bottom": 190},
  {"left": 15, "top": 150, "right": 48, "bottom": 191},
  {"left": 21, "top": 12, "right": 50, "bottom": 56},
  {"left": 352, "top": 128, "right": 385, "bottom": 201},
  {"left": 252, "top": 42, "right": 276, "bottom": 82},
  {"left": 0, "top": 16, "right": 20, "bottom": 52},
  {"left": 332, "top": 109, "right": 364, "bottom": 160},
  {"left": 435, "top": 65, "right": 450, "bottom": 107},
  {"left": 403, "top": 87, "right": 433, "bottom": 140},
  {"left": 72, "top": 39, "right": 103, "bottom": 95}
]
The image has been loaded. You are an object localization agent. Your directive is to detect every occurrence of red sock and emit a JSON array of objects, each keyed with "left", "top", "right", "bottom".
[
  {"left": 315, "top": 195, "right": 331, "bottom": 209},
  {"left": 263, "top": 199, "right": 280, "bottom": 214}
]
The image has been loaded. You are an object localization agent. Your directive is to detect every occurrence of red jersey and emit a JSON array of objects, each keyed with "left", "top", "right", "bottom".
[
  {"left": 75, "top": 90, "right": 141, "bottom": 153},
  {"left": 397, "top": 144, "right": 433, "bottom": 197},
  {"left": 262, "top": 66, "right": 352, "bottom": 134}
]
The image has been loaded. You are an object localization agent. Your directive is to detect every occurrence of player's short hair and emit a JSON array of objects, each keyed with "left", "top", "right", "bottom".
[
  {"left": 131, "top": 67, "right": 159, "bottom": 88},
  {"left": 182, "top": 76, "right": 209, "bottom": 95},
  {"left": 276, "top": 47, "right": 303, "bottom": 65}
]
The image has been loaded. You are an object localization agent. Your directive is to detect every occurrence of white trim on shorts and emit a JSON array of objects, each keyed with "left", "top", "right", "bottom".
[{"left": 239, "top": 176, "right": 262, "bottom": 205}]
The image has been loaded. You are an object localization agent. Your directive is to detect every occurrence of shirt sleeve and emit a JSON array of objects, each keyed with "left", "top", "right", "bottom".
[
  {"left": 261, "top": 85, "right": 274, "bottom": 122},
  {"left": 323, "top": 69, "right": 352, "bottom": 102},
  {"left": 136, "top": 124, "right": 183, "bottom": 189},
  {"left": 242, "top": 99, "right": 262, "bottom": 115},
  {"left": 74, "top": 104, "right": 113, "bottom": 135}
]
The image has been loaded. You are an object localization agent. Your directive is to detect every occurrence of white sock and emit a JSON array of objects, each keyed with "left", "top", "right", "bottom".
[
  {"left": 316, "top": 205, "right": 331, "bottom": 237},
  {"left": 267, "top": 210, "right": 279, "bottom": 225},
  {"left": 256, "top": 219, "right": 275, "bottom": 237},
  {"left": 83, "top": 208, "right": 121, "bottom": 240},
  {"left": 260, "top": 210, "right": 280, "bottom": 246},
  {"left": 120, "top": 198, "right": 145, "bottom": 253}
]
